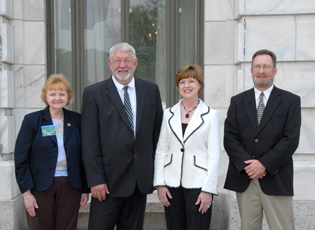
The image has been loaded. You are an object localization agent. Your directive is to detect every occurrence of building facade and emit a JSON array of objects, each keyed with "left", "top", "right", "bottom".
[{"left": 0, "top": 0, "right": 314, "bottom": 229}]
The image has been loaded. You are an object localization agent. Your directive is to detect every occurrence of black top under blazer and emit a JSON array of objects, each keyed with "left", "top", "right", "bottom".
[
  {"left": 224, "top": 86, "right": 301, "bottom": 196},
  {"left": 81, "top": 77, "right": 163, "bottom": 197},
  {"left": 15, "top": 106, "right": 89, "bottom": 194}
]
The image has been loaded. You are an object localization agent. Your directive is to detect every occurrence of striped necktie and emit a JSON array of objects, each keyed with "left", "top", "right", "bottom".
[
  {"left": 257, "top": 92, "right": 265, "bottom": 125},
  {"left": 123, "top": 86, "right": 134, "bottom": 131}
]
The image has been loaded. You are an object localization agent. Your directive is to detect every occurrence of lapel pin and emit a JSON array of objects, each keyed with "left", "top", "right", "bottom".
[{"left": 67, "top": 123, "right": 71, "bottom": 127}]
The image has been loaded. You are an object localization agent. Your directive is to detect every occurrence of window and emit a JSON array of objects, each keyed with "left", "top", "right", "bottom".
[{"left": 47, "top": 0, "right": 204, "bottom": 111}]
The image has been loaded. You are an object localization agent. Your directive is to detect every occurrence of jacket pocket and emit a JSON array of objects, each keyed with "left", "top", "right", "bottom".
[
  {"left": 194, "top": 155, "right": 207, "bottom": 171},
  {"left": 102, "top": 156, "right": 110, "bottom": 165},
  {"left": 164, "top": 154, "right": 173, "bottom": 167}
]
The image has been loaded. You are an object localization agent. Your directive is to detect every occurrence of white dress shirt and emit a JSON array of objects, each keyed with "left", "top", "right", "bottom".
[{"left": 112, "top": 76, "right": 137, "bottom": 136}]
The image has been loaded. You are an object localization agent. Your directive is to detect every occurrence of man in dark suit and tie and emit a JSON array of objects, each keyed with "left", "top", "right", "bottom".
[
  {"left": 224, "top": 49, "right": 301, "bottom": 230},
  {"left": 81, "top": 43, "right": 163, "bottom": 230}
]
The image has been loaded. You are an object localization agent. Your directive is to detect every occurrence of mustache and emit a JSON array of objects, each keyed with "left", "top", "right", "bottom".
[{"left": 117, "top": 68, "right": 130, "bottom": 73}]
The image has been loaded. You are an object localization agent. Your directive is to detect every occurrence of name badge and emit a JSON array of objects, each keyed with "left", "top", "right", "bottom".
[{"left": 41, "top": 125, "right": 56, "bottom": 137}]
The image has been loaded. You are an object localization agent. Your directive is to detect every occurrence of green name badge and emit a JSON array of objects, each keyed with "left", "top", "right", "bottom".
[{"left": 41, "top": 125, "right": 56, "bottom": 137}]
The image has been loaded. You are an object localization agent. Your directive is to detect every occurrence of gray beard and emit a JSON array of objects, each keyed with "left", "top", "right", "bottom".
[
  {"left": 113, "top": 68, "right": 134, "bottom": 81},
  {"left": 252, "top": 75, "right": 273, "bottom": 88}
]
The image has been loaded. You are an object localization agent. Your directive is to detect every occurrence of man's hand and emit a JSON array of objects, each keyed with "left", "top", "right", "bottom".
[
  {"left": 244, "top": 160, "right": 266, "bottom": 179},
  {"left": 91, "top": 184, "right": 109, "bottom": 201}
]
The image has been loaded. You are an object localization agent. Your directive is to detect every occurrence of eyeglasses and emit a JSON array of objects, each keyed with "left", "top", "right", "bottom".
[
  {"left": 112, "top": 59, "right": 134, "bottom": 65},
  {"left": 253, "top": 65, "right": 274, "bottom": 71}
]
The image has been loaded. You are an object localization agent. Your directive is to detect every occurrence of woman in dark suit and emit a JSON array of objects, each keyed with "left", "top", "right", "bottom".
[
  {"left": 154, "top": 65, "right": 221, "bottom": 230},
  {"left": 15, "top": 74, "right": 89, "bottom": 230}
]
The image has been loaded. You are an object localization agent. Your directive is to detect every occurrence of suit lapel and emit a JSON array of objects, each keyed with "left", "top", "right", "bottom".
[
  {"left": 42, "top": 106, "right": 57, "bottom": 145},
  {"left": 168, "top": 102, "right": 184, "bottom": 146},
  {"left": 244, "top": 88, "right": 258, "bottom": 132},
  {"left": 135, "top": 78, "right": 145, "bottom": 134},
  {"left": 105, "top": 78, "right": 133, "bottom": 132},
  {"left": 183, "top": 101, "right": 209, "bottom": 143},
  {"left": 63, "top": 109, "right": 75, "bottom": 144},
  {"left": 257, "top": 86, "right": 282, "bottom": 134}
]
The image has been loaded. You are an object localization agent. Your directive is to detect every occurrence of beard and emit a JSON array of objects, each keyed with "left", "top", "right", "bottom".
[
  {"left": 252, "top": 74, "right": 274, "bottom": 88},
  {"left": 112, "top": 68, "right": 134, "bottom": 81}
]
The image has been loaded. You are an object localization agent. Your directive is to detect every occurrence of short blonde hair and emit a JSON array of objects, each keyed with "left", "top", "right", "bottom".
[
  {"left": 41, "top": 74, "right": 74, "bottom": 105},
  {"left": 175, "top": 65, "right": 204, "bottom": 95}
]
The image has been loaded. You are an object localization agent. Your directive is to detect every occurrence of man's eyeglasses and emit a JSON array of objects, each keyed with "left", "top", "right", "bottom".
[
  {"left": 112, "top": 59, "right": 134, "bottom": 65},
  {"left": 253, "top": 65, "right": 274, "bottom": 71}
]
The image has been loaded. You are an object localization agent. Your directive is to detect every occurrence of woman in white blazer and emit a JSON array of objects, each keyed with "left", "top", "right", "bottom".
[{"left": 154, "top": 65, "right": 221, "bottom": 230}]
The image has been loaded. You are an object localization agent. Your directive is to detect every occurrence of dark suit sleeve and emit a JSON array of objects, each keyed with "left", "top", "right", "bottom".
[
  {"left": 224, "top": 97, "right": 252, "bottom": 172},
  {"left": 81, "top": 87, "right": 106, "bottom": 188},
  {"left": 153, "top": 84, "right": 163, "bottom": 152},
  {"left": 259, "top": 96, "right": 301, "bottom": 176},
  {"left": 14, "top": 115, "right": 36, "bottom": 194}
]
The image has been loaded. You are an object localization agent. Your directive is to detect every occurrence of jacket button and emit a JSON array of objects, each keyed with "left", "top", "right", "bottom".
[
  {"left": 68, "top": 167, "right": 71, "bottom": 171},
  {"left": 65, "top": 146, "right": 68, "bottom": 149},
  {"left": 180, "top": 148, "right": 184, "bottom": 152},
  {"left": 252, "top": 156, "right": 256, "bottom": 159},
  {"left": 54, "top": 148, "right": 57, "bottom": 150},
  {"left": 67, "top": 156, "right": 70, "bottom": 160},
  {"left": 255, "top": 139, "right": 259, "bottom": 143}
]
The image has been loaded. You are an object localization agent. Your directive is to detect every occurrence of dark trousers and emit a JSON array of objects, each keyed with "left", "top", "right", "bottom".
[
  {"left": 165, "top": 186, "right": 213, "bottom": 230},
  {"left": 27, "top": 176, "right": 82, "bottom": 230},
  {"left": 88, "top": 184, "right": 147, "bottom": 230}
]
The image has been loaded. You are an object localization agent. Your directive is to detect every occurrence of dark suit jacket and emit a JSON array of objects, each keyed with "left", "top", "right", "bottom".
[
  {"left": 81, "top": 77, "right": 163, "bottom": 197},
  {"left": 15, "top": 106, "right": 89, "bottom": 194},
  {"left": 224, "top": 86, "right": 301, "bottom": 196}
]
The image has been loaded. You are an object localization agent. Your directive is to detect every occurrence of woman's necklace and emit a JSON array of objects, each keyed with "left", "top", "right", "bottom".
[{"left": 181, "top": 100, "right": 200, "bottom": 118}]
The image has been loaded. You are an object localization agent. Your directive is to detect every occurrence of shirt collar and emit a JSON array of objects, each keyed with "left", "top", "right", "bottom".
[
  {"left": 254, "top": 84, "right": 274, "bottom": 100},
  {"left": 112, "top": 75, "right": 135, "bottom": 90}
]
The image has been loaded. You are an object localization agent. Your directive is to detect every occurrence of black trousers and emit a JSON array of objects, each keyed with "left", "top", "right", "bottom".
[
  {"left": 165, "top": 186, "right": 213, "bottom": 230},
  {"left": 27, "top": 176, "right": 82, "bottom": 230},
  {"left": 88, "top": 184, "right": 147, "bottom": 230}
]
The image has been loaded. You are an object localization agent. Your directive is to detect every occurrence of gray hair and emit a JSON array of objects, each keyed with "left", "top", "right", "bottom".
[{"left": 109, "top": 43, "right": 137, "bottom": 60}]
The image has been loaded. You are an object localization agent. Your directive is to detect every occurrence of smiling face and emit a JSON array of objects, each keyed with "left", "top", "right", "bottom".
[
  {"left": 251, "top": 54, "right": 277, "bottom": 91},
  {"left": 46, "top": 89, "right": 69, "bottom": 111},
  {"left": 178, "top": 77, "right": 201, "bottom": 100},
  {"left": 108, "top": 49, "right": 138, "bottom": 85}
]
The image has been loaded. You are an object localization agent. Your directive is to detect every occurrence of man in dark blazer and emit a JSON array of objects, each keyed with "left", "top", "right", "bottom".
[
  {"left": 81, "top": 43, "right": 163, "bottom": 230},
  {"left": 224, "top": 49, "right": 301, "bottom": 230}
]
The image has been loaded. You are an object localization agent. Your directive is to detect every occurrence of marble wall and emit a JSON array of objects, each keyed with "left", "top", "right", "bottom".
[
  {"left": 0, "top": 0, "right": 46, "bottom": 229},
  {"left": 204, "top": 0, "right": 315, "bottom": 229}
]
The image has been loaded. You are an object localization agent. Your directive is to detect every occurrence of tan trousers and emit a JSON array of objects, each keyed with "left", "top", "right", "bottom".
[{"left": 236, "top": 179, "right": 295, "bottom": 230}]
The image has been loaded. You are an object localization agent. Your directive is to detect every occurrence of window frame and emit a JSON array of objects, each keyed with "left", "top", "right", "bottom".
[{"left": 46, "top": 0, "right": 204, "bottom": 112}]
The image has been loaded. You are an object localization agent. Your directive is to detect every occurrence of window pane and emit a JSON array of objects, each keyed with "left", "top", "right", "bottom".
[
  {"left": 179, "top": 0, "right": 196, "bottom": 68},
  {"left": 55, "top": 0, "right": 72, "bottom": 83},
  {"left": 84, "top": 0, "right": 121, "bottom": 86},
  {"left": 129, "top": 0, "right": 167, "bottom": 107}
]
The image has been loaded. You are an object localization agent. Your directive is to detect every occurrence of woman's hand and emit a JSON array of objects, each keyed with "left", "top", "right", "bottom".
[
  {"left": 80, "top": 193, "right": 89, "bottom": 209},
  {"left": 157, "top": 187, "right": 172, "bottom": 207},
  {"left": 23, "top": 190, "right": 39, "bottom": 217},
  {"left": 195, "top": 192, "right": 212, "bottom": 214}
]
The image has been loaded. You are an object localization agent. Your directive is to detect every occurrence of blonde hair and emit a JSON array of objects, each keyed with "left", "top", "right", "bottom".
[
  {"left": 175, "top": 65, "right": 204, "bottom": 95},
  {"left": 41, "top": 74, "right": 74, "bottom": 105}
]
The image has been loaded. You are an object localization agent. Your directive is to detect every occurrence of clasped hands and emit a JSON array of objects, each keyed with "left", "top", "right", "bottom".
[{"left": 244, "top": 159, "right": 266, "bottom": 179}]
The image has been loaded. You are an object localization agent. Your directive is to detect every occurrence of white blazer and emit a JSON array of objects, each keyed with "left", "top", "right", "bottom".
[{"left": 154, "top": 100, "right": 221, "bottom": 194}]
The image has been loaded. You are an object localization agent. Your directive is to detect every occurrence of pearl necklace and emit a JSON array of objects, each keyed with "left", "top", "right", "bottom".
[{"left": 181, "top": 100, "right": 200, "bottom": 118}]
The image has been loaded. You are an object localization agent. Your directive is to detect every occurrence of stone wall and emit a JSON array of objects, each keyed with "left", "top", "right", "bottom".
[
  {"left": 204, "top": 0, "right": 315, "bottom": 229},
  {"left": 0, "top": 0, "right": 45, "bottom": 229}
]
